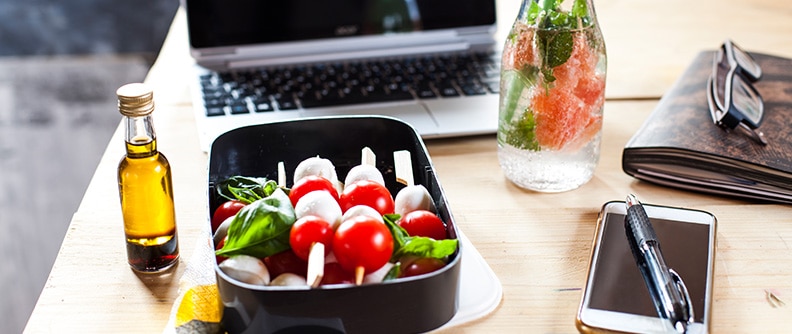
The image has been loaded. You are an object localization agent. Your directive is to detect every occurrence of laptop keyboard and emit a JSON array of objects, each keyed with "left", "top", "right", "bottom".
[{"left": 199, "top": 52, "right": 500, "bottom": 117}]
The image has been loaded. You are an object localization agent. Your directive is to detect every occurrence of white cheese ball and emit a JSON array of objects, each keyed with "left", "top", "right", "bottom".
[
  {"left": 294, "top": 190, "right": 343, "bottom": 229},
  {"left": 344, "top": 164, "right": 385, "bottom": 187},
  {"left": 363, "top": 262, "right": 395, "bottom": 284},
  {"left": 213, "top": 216, "right": 234, "bottom": 245},
  {"left": 341, "top": 205, "right": 384, "bottom": 224},
  {"left": 219, "top": 255, "right": 270, "bottom": 286},
  {"left": 394, "top": 185, "right": 435, "bottom": 216},
  {"left": 270, "top": 273, "right": 308, "bottom": 287},
  {"left": 294, "top": 156, "right": 339, "bottom": 185}
]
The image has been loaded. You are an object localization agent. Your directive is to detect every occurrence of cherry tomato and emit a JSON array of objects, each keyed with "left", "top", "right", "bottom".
[
  {"left": 399, "top": 257, "right": 446, "bottom": 278},
  {"left": 211, "top": 200, "right": 246, "bottom": 233},
  {"left": 289, "top": 215, "right": 334, "bottom": 261},
  {"left": 289, "top": 175, "right": 339, "bottom": 208},
  {"left": 263, "top": 250, "right": 307, "bottom": 278},
  {"left": 321, "top": 262, "right": 355, "bottom": 285},
  {"left": 339, "top": 180, "right": 395, "bottom": 215},
  {"left": 398, "top": 210, "right": 447, "bottom": 240},
  {"left": 333, "top": 216, "right": 394, "bottom": 274},
  {"left": 215, "top": 238, "right": 228, "bottom": 265}
]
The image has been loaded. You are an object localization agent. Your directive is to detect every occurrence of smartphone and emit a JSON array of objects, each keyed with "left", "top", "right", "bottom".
[{"left": 576, "top": 201, "right": 716, "bottom": 333}]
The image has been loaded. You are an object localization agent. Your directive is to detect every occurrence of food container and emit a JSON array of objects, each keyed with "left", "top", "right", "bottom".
[{"left": 208, "top": 115, "right": 461, "bottom": 333}]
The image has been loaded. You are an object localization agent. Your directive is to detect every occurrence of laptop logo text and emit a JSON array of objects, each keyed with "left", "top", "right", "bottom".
[{"left": 335, "top": 25, "right": 359, "bottom": 36}]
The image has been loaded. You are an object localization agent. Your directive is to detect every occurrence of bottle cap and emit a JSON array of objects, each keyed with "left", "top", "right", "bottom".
[{"left": 117, "top": 83, "right": 155, "bottom": 117}]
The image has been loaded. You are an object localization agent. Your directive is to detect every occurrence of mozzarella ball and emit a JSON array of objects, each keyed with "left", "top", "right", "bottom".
[
  {"left": 394, "top": 185, "right": 435, "bottom": 216},
  {"left": 341, "top": 204, "right": 384, "bottom": 224},
  {"left": 344, "top": 164, "right": 385, "bottom": 187},
  {"left": 294, "top": 156, "right": 338, "bottom": 185},
  {"left": 294, "top": 190, "right": 343, "bottom": 229},
  {"left": 219, "top": 255, "right": 271, "bottom": 285},
  {"left": 213, "top": 216, "right": 234, "bottom": 245},
  {"left": 270, "top": 273, "right": 308, "bottom": 287},
  {"left": 363, "top": 262, "right": 395, "bottom": 284}
]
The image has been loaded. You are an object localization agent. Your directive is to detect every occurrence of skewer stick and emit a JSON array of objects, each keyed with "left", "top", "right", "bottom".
[
  {"left": 361, "top": 147, "right": 376, "bottom": 166},
  {"left": 306, "top": 242, "right": 325, "bottom": 288},
  {"left": 277, "top": 161, "right": 286, "bottom": 188},
  {"left": 394, "top": 150, "right": 414, "bottom": 186},
  {"left": 355, "top": 266, "right": 365, "bottom": 286}
]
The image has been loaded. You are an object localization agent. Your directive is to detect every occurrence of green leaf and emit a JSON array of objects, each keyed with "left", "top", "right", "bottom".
[
  {"left": 382, "top": 214, "right": 459, "bottom": 261},
  {"left": 538, "top": 28, "right": 574, "bottom": 69},
  {"left": 217, "top": 176, "right": 279, "bottom": 204},
  {"left": 383, "top": 214, "right": 410, "bottom": 256},
  {"left": 399, "top": 237, "right": 459, "bottom": 259},
  {"left": 504, "top": 107, "right": 540, "bottom": 151},
  {"left": 216, "top": 188, "right": 296, "bottom": 258},
  {"left": 383, "top": 264, "right": 401, "bottom": 281},
  {"left": 524, "top": 0, "right": 541, "bottom": 25},
  {"left": 572, "top": 0, "right": 588, "bottom": 18}
]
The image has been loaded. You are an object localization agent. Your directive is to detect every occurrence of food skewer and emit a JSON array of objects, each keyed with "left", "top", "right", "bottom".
[
  {"left": 306, "top": 242, "right": 325, "bottom": 288},
  {"left": 393, "top": 150, "right": 435, "bottom": 215},
  {"left": 394, "top": 150, "right": 414, "bottom": 186},
  {"left": 277, "top": 161, "right": 286, "bottom": 188},
  {"left": 345, "top": 147, "right": 384, "bottom": 186}
]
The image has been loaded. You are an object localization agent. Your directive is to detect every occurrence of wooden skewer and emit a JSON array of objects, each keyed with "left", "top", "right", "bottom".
[
  {"left": 361, "top": 147, "right": 376, "bottom": 166},
  {"left": 306, "top": 242, "right": 325, "bottom": 288},
  {"left": 394, "top": 150, "right": 414, "bottom": 186},
  {"left": 277, "top": 161, "right": 286, "bottom": 188},
  {"left": 355, "top": 266, "right": 365, "bottom": 286}
]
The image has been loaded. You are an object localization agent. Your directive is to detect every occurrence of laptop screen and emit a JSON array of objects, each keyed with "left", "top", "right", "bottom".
[{"left": 186, "top": 0, "right": 497, "bottom": 49}]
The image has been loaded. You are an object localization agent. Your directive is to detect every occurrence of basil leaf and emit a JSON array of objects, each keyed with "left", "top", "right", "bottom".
[
  {"left": 216, "top": 188, "right": 296, "bottom": 258},
  {"left": 383, "top": 214, "right": 410, "bottom": 255},
  {"left": 382, "top": 214, "right": 459, "bottom": 260},
  {"left": 217, "top": 176, "right": 279, "bottom": 204},
  {"left": 383, "top": 264, "right": 401, "bottom": 281},
  {"left": 399, "top": 237, "right": 459, "bottom": 259}
]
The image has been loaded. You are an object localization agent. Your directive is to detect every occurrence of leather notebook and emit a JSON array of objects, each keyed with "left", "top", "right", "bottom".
[{"left": 622, "top": 50, "right": 792, "bottom": 203}]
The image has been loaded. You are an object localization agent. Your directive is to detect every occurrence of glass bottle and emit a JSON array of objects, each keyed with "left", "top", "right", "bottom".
[
  {"left": 116, "top": 83, "right": 179, "bottom": 272},
  {"left": 497, "top": 0, "right": 606, "bottom": 192}
]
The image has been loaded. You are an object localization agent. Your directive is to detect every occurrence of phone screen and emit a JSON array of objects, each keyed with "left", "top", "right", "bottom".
[{"left": 587, "top": 211, "right": 711, "bottom": 322}]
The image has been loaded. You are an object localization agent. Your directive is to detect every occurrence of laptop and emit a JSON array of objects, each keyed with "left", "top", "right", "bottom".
[{"left": 184, "top": 0, "right": 500, "bottom": 151}]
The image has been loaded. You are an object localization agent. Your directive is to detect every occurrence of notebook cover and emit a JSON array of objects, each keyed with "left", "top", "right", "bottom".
[{"left": 622, "top": 50, "right": 792, "bottom": 200}]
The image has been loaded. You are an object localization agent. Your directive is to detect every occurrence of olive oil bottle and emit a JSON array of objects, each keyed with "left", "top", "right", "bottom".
[{"left": 116, "top": 83, "right": 179, "bottom": 272}]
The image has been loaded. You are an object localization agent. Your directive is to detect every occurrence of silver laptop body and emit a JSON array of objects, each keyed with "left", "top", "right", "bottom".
[{"left": 185, "top": 0, "right": 500, "bottom": 151}]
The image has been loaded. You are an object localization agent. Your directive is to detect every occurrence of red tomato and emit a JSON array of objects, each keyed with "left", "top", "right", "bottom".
[
  {"left": 289, "top": 215, "right": 334, "bottom": 261},
  {"left": 400, "top": 257, "right": 446, "bottom": 278},
  {"left": 263, "top": 250, "right": 307, "bottom": 278},
  {"left": 289, "top": 175, "right": 339, "bottom": 208},
  {"left": 215, "top": 238, "right": 228, "bottom": 265},
  {"left": 333, "top": 216, "right": 394, "bottom": 274},
  {"left": 398, "top": 210, "right": 447, "bottom": 240},
  {"left": 339, "top": 180, "right": 394, "bottom": 215},
  {"left": 211, "top": 200, "right": 246, "bottom": 232},
  {"left": 321, "top": 262, "right": 355, "bottom": 285}
]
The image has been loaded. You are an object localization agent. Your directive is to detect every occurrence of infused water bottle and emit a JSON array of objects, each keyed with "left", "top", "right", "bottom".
[
  {"left": 497, "top": 0, "right": 606, "bottom": 192},
  {"left": 116, "top": 83, "right": 179, "bottom": 272}
]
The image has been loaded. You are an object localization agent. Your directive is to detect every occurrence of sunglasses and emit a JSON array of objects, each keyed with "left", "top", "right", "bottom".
[{"left": 706, "top": 39, "right": 767, "bottom": 145}]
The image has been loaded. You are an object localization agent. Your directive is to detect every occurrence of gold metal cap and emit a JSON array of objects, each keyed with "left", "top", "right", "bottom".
[{"left": 116, "top": 83, "right": 154, "bottom": 117}]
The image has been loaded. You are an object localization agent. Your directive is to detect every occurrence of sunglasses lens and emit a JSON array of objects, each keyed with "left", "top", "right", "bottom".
[
  {"left": 713, "top": 47, "right": 731, "bottom": 111},
  {"left": 732, "top": 44, "right": 762, "bottom": 80},
  {"left": 732, "top": 75, "right": 763, "bottom": 126}
]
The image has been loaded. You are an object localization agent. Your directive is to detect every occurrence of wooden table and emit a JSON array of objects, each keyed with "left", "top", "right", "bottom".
[{"left": 25, "top": 0, "right": 792, "bottom": 332}]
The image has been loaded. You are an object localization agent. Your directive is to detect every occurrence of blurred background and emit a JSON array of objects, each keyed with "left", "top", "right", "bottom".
[{"left": 0, "top": 1, "right": 179, "bottom": 332}]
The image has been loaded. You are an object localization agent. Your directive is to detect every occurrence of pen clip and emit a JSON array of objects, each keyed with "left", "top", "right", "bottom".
[{"left": 669, "top": 268, "right": 695, "bottom": 328}]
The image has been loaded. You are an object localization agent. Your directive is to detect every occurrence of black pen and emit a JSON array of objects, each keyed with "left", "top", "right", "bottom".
[{"left": 625, "top": 194, "right": 693, "bottom": 333}]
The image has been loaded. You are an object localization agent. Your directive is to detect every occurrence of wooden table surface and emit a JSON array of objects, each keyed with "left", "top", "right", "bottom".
[{"left": 25, "top": 0, "right": 792, "bottom": 332}]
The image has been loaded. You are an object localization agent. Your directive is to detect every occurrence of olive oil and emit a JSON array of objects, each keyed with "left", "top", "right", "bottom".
[{"left": 116, "top": 83, "right": 179, "bottom": 272}]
